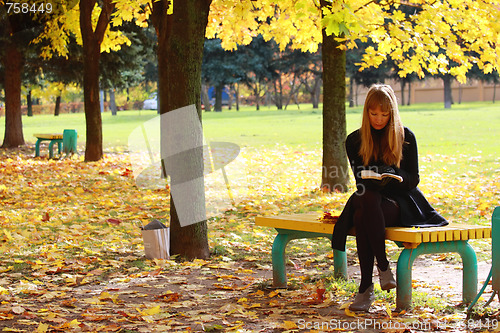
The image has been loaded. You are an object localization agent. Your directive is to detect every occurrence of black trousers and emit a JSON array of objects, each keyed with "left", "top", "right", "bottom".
[{"left": 351, "top": 189, "right": 400, "bottom": 293}]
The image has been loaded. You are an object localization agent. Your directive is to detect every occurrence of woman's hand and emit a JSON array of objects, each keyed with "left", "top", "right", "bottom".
[{"left": 376, "top": 165, "right": 396, "bottom": 175}]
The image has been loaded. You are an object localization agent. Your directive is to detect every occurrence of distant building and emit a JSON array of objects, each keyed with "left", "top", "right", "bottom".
[{"left": 351, "top": 78, "right": 498, "bottom": 106}]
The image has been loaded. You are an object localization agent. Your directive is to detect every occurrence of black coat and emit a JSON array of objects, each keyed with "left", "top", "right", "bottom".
[{"left": 331, "top": 127, "right": 448, "bottom": 251}]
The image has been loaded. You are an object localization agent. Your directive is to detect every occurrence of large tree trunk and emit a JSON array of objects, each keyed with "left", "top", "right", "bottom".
[
  {"left": 321, "top": 6, "right": 349, "bottom": 192},
  {"left": 152, "top": 0, "right": 211, "bottom": 260},
  {"left": 81, "top": 33, "right": 103, "bottom": 161},
  {"left": 80, "top": 0, "right": 114, "bottom": 162},
  {"left": 1, "top": 42, "right": 25, "bottom": 148}
]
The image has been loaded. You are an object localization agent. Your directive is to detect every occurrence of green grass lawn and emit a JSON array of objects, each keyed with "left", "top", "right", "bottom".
[{"left": 1, "top": 101, "right": 499, "bottom": 161}]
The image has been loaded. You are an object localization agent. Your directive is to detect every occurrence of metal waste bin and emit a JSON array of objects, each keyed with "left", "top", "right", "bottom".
[{"left": 63, "top": 129, "right": 77, "bottom": 155}]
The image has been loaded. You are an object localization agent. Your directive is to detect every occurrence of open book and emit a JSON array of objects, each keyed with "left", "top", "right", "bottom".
[{"left": 361, "top": 169, "right": 403, "bottom": 182}]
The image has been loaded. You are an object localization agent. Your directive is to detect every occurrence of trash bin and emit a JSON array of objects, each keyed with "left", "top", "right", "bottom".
[
  {"left": 141, "top": 219, "right": 170, "bottom": 259},
  {"left": 63, "top": 129, "right": 77, "bottom": 155}
]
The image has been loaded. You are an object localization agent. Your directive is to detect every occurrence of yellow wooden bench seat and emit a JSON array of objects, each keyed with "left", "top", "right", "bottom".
[
  {"left": 255, "top": 212, "right": 492, "bottom": 310},
  {"left": 256, "top": 213, "right": 491, "bottom": 246},
  {"left": 34, "top": 134, "right": 63, "bottom": 140}
]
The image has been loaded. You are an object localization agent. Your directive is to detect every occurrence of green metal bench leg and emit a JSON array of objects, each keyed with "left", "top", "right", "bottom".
[
  {"left": 47, "top": 140, "right": 62, "bottom": 159},
  {"left": 396, "top": 241, "right": 477, "bottom": 310},
  {"left": 271, "top": 229, "right": 333, "bottom": 288},
  {"left": 35, "top": 139, "right": 42, "bottom": 157},
  {"left": 461, "top": 242, "right": 479, "bottom": 303},
  {"left": 48, "top": 140, "right": 56, "bottom": 159},
  {"left": 493, "top": 207, "right": 500, "bottom": 292},
  {"left": 333, "top": 249, "right": 348, "bottom": 279},
  {"left": 272, "top": 233, "right": 304, "bottom": 288},
  {"left": 271, "top": 233, "right": 294, "bottom": 288}
]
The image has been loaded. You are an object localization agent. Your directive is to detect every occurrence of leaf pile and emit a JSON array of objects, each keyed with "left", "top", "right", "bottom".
[{"left": 0, "top": 146, "right": 498, "bottom": 332}]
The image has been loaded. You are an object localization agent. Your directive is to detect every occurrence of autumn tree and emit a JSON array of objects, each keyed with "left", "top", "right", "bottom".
[
  {"left": 296, "top": 50, "right": 323, "bottom": 109},
  {"left": 208, "top": 0, "right": 500, "bottom": 191},
  {"left": 78, "top": 0, "right": 114, "bottom": 161},
  {"left": 0, "top": 1, "right": 36, "bottom": 147},
  {"left": 150, "top": 0, "right": 212, "bottom": 259},
  {"left": 238, "top": 35, "right": 276, "bottom": 110},
  {"left": 100, "top": 22, "right": 156, "bottom": 114},
  {"left": 0, "top": 0, "right": 82, "bottom": 147},
  {"left": 36, "top": 0, "right": 130, "bottom": 161},
  {"left": 35, "top": 0, "right": 212, "bottom": 258},
  {"left": 202, "top": 38, "right": 246, "bottom": 112},
  {"left": 41, "top": 37, "right": 83, "bottom": 116}
]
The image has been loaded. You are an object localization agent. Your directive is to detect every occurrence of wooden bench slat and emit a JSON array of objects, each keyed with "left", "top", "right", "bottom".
[
  {"left": 255, "top": 214, "right": 491, "bottom": 244},
  {"left": 34, "top": 134, "right": 63, "bottom": 140},
  {"left": 256, "top": 214, "right": 334, "bottom": 235}
]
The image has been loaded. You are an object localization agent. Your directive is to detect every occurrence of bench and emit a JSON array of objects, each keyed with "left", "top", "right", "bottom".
[
  {"left": 34, "top": 129, "right": 78, "bottom": 159},
  {"left": 255, "top": 213, "right": 492, "bottom": 310}
]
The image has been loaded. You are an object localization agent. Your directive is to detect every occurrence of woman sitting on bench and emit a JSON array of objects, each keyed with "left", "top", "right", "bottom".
[{"left": 332, "top": 84, "right": 448, "bottom": 312}]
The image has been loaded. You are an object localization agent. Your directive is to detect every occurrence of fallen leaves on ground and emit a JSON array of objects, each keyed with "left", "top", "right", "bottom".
[{"left": 0, "top": 146, "right": 498, "bottom": 332}]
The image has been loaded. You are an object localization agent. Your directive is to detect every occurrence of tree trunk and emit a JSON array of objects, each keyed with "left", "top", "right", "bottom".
[
  {"left": 407, "top": 82, "right": 411, "bottom": 105},
  {"left": 109, "top": 88, "right": 117, "bottom": 115},
  {"left": 201, "top": 84, "right": 211, "bottom": 111},
  {"left": 349, "top": 77, "right": 355, "bottom": 108},
  {"left": 458, "top": 84, "right": 463, "bottom": 104},
  {"left": 27, "top": 90, "right": 33, "bottom": 117},
  {"left": 443, "top": 74, "right": 453, "bottom": 109},
  {"left": 54, "top": 95, "right": 61, "bottom": 116},
  {"left": 273, "top": 76, "right": 283, "bottom": 110},
  {"left": 80, "top": 0, "right": 114, "bottom": 162},
  {"left": 320, "top": 7, "right": 349, "bottom": 192},
  {"left": 214, "top": 84, "right": 222, "bottom": 111},
  {"left": 400, "top": 80, "right": 406, "bottom": 106},
  {"left": 81, "top": 36, "right": 103, "bottom": 161},
  {"left": 152, "top": 0, "right": 211, "bottom": 260},
  {"left": 493, "top": 81, "right": 497, "bottom": 103},
  {"left": 254, "top": 85, "right": 261, "bottom": 110},
  {"left": 227, "top": 85, "right": 233, "bottom": 110},
  {"left": 235, "top": 83, "right": 240, "bottom": 111},
  {"left": 1, "top": 42, "right": 25, "bottom": 148},
  {"left": 312, "top": 77, "right": 321, "bottom": 109}
]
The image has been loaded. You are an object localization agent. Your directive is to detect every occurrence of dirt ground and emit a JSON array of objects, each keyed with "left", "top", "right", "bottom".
[{"left": 0, "top": 250, "right": 498, "bottom": 332}]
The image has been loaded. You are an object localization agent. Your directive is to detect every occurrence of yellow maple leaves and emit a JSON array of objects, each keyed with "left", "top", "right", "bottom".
[{"left": 208, "top": 0, "right": 500, "bottom": 83}]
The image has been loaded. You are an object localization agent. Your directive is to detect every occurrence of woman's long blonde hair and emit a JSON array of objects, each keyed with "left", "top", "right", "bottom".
[{"left": 359, "top": 84, "right": 404, "bottom": 167}]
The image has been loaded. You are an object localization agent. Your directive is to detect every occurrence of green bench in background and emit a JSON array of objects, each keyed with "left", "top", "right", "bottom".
[{"left": 34, "top": 129, "right": 78, "bottom": 159}]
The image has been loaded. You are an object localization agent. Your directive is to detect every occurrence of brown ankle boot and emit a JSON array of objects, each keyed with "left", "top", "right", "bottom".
[
  {"left": 378, "top": 266, "right": 396, "bottom": 291},
  {"left": 349, "top": 284, "right": 375, "bottom": 312}
]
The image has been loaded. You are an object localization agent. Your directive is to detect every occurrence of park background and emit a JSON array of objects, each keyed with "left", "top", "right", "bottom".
[{"left": 1, "top": 0, "right": 500, "bottom": 332}]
